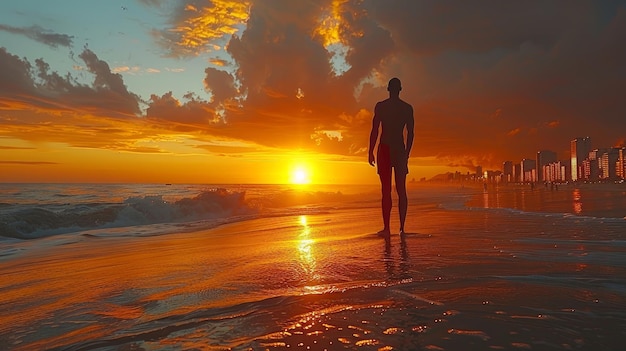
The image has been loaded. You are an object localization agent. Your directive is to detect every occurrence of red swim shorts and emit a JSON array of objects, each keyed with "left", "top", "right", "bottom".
[{"left": 377, "top": 143, "right": 408, "bottom": 176}]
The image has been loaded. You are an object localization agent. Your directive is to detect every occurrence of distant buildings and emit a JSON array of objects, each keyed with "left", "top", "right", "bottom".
[
  {"left": 496, "top": 136, "right": 625, "bottom": 185},
  {"left": 430, "top": 135, "right": 625, "bottom": 184}
]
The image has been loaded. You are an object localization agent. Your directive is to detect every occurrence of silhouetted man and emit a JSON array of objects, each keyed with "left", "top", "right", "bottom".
[{"left": 368, "top": 78, "right": 414, "bottom": 235}]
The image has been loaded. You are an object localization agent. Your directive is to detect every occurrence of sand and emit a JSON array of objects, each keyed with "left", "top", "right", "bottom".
[{"left": 1, "top": 189, "right": 625, "bottom": 350}]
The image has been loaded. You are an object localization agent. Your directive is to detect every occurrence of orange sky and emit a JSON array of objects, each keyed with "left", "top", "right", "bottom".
[{"left": 0, "top": 1, "right": 624, "bottom": 184}]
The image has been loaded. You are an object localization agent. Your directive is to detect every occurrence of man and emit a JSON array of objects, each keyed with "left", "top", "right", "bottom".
[{"left": 368, "top": 77, "right": 414, "bottom": 235}]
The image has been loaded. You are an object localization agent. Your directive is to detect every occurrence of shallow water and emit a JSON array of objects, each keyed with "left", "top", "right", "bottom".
[{"left": 0, "top": 183, "right": 625, "bottom": 350}]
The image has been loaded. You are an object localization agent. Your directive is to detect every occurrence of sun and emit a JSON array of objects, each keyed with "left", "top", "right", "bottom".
[{"left": 290, "top": 165, "right": 312, "bottom": 185}]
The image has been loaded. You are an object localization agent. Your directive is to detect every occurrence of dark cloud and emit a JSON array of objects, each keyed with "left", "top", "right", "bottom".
[
  {"left": 340, "top": 2, "right": 394, "bottom": 83},
  {"left": 221, "top": 1, "right": 343, "bottom": 146},
  {"left": 0, "top": 47, "right": 141, "bottom": 117},
  {"left": 0, "top": 48, "right": 36, "bottom": 94},
  {"left": 146, "top": 91, "right": 218, "bottom": 126},
  {"left": 0, "top": 24, "right": 73, "bottom": 48},
  {"left": 204, "top": 67, "right": 237, "bottom": 105},
  {"left": 228, "top": 1, "right": 334, "bottom": 103},
  {"left": 365, "top": 0, "right": 579, "bottom": 55},
  {"left": 77, "top": 49, "right": 142, "bottom": 115}
]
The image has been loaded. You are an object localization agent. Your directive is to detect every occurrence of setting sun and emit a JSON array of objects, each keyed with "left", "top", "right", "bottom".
[{"left": 291, "top": 165, "right": 312, "bottom": 184}]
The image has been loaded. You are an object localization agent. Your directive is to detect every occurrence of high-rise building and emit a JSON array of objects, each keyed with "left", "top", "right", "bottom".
[
  {"left": 585, "top": 148, "right": 607, "bottom": 181},
  {"left": 571, "top": 137, "right": 591, "bottom": 181},
  {"left": 600, "top": 148, "right": 620, "bottom": 180},
  {"left": 513, "top": 163, "right": 521, "bottom": 183},
  {"left": 502, "top": 161, "right": 513, "bottom": 183},
  {"left": 520, "top": 159, "right": 536, "bottom": 183},
  {"left": 618, "top": 148, "right": 626, "bottom": 180},
  {"left": 536, "top": 150, "right": 557, "bottom": 182}
]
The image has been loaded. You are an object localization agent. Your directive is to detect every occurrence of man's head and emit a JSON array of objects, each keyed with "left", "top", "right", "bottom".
[{"left": 387, "top": 77, "right": 402, "bottom": 93}]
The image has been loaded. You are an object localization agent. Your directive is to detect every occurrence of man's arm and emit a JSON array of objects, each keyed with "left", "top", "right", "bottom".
[
  {"left": 405, "top": 105, "right": 414, "bottom": 158},
  {"left": 368, "top": 104, "right": 381, "bottom": 166}
]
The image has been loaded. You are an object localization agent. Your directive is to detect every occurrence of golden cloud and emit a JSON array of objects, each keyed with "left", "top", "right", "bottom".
[
  {"left": 315, "top": 0, "right": 349, "bottom": 47},
  {"left": 172, "top": 0, "right": 250, "bottom": 54}
]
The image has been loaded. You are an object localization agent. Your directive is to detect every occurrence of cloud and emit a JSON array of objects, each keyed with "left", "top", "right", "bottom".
[
  {"left": 216, "top": 1, "right": 372, "bottom": 151},
  {"left": 366, "top": 1, "right": 572, "bottom": 56},
  {"left": 113, "top": 66, "right": 160, "bottom": 74},
  {"left": 0, "top": 160, "right": 59, "bottom": 165},
  {"left": 165, "top": 67, "right": 185, "bottom": 73},
  {"left": 204, "top": 67, "right": 237, "bottom": 105},
  {"left": 208, "top": 58, "right": 229, "bottom": 66},
  {"left": 0, "top": 24, "right": 74, "bottom": 48},
  {"left": 0, "top": 47, "right": 141, "bottom": 117},
  {"left": 0, "top": 48, "right": 37, "bottom": 95},
  {"left": 146, "top": 91, "right": 218, "bottom": 126},
  {"left": 507, "top": 128, "right": 522, "bottom": 137},
  {"left": 547, "top": 121, "right": 560, "bottom": 128},
  {"left": 153, "top": 0, "right": 251, "bottom": 57},
  {"left": 112, "top": 66, "right": 131, "bottom": 73},
  {"left": 0, "top": 145, "right": 35, "bottom": 150}
]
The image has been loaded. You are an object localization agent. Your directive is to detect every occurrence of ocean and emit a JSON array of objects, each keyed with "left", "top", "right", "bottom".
[{"left": 0, "top": 182, "right": 625, "bottom": 350}]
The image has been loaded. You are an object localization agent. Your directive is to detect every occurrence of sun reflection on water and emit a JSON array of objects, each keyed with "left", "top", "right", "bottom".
[{"left": 297, "top": 215, "right": 319, "bottom": 281}]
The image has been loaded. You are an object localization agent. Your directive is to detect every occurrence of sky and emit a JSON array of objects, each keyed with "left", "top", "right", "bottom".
[{"left": 0, "top": 0, "right": 625, "bottom": 184}]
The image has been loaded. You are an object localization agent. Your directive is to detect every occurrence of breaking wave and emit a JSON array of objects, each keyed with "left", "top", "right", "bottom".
[{"left": 0, "top": 189, "right": 252, "bottom": 240}]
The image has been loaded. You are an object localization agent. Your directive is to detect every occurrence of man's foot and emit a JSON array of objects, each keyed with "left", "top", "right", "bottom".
[{"left": 377, "top": 228, "right": 391, "bottom": 236}]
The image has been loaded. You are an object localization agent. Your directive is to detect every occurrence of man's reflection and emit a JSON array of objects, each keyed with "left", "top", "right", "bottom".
[{"left": 382, "top": 233, "right": 410, "bottom": 281}]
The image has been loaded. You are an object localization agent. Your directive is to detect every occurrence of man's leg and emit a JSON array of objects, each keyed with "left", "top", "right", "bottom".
[
  {"left": 379, "top": 170, "right": 392, "bottom": 234},
  {"left": 395, "top": 171, "right": 408, "bottom": 234}
]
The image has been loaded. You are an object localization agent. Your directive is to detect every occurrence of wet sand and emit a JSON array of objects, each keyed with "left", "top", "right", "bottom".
[{"left": 1, "top": 193, "right": 625, "bottom": 350}]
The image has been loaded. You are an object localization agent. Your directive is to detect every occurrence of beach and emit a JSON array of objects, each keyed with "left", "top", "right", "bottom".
[{"left": 0, "top": 183, "right": 625, "bottom": 350}]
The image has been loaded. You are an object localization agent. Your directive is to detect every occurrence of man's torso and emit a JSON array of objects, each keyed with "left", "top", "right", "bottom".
[{"left": 377, "top": 98, "right": 412, "bottom": 149}]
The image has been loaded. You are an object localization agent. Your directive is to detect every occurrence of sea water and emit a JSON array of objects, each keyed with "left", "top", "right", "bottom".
[{"left": 0, "top": 182, "right": 625, "bottom": 350}]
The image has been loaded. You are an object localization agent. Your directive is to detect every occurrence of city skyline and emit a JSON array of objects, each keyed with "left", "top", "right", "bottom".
[{"left": 470, "top": 135, "right": 626, "bottom": 183}]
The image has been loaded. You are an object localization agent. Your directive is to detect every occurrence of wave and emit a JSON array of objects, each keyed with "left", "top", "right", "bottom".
[
  {"left": 0, "top": 188, "right": 254, "bottom": 240},
  {"left": 0, "top": 187, "right": 357, "bottom": 241}
]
